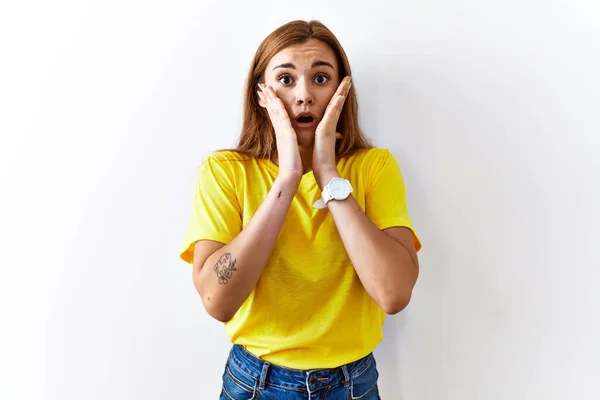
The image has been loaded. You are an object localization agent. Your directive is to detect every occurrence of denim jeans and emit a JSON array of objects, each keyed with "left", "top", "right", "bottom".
[{"left": 219, "top": 344, "right": 381, "bottom": 399}]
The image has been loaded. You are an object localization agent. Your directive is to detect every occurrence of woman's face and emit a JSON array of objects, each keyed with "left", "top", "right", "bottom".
[{"left": 261, "top": 39, "right": 340, "bottom": 146}]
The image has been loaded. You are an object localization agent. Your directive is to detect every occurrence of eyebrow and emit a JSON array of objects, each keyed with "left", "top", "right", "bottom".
[{"left": 272, "top": 60, "right": 335, "bottom": 70}]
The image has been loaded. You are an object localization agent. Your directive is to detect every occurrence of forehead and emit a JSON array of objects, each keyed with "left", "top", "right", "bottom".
[{"left": 266, "top": 39, "right": 338, "bottom": 70}]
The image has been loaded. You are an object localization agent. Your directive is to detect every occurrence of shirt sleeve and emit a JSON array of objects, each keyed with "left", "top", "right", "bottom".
[
  {"left": 179, "top": 154, "right": 243, "bottom": 264},
  {"left": 365, "top": 149, "right": 422, "bottom": 252}
]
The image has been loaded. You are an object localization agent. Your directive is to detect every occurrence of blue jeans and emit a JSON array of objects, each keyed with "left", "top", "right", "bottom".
[{"left": 219, "top": 344, "right": 381, "bottom": 399}]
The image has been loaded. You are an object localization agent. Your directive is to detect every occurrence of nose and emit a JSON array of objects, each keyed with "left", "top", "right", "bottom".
[
  {"left": 295, "top": 81, "right": 314, "bottom": 106},
  {"left": 297, "top": 97, "right": 313, "bottom": 105}
]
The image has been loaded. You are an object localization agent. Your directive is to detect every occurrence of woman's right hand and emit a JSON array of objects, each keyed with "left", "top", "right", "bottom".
[{"left": 257, "top": 83, "right": 303, "bottom": 182}]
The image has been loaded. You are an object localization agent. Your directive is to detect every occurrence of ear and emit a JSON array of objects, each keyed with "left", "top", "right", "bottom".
[
  {"left": 258, "top": 96, "right": 267, "bottom": 108},
  {"left": 257, "top": 82, "right": 267, "bottom": 108}
]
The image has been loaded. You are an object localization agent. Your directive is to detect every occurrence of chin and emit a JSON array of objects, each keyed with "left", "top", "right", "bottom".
[{"left": 296, "top": 131, "right": 316, "bottom": 147}]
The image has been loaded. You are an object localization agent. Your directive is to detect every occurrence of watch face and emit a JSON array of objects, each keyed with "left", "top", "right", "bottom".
[{"left": 329, "top": 178, "right": 351, "bottom": 200}]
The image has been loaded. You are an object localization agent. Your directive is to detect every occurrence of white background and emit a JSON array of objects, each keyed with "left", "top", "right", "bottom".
[{"left": 1, "top": 1, "right": 599, "bottom": 399}]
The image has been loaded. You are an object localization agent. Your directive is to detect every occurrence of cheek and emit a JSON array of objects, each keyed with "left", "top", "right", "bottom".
[
  {"left": 321, "top": 86, "right": 338, "bottom": 103},
  {"left": 312, "top": 92, "right": 334, "bottom": 115},
  {"left": 273, "top": 90, "right": 294, "bottom": 110},
  {"left": 329, "top": 84, "right": 340, "bottom": 98}
]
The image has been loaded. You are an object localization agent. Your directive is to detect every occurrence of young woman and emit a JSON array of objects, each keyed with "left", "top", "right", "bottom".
[{"left": 180, "top": 19, "right": 422, "bottom": 400}]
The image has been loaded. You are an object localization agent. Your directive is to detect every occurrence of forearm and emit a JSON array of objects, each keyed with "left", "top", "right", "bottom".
[
  {"left": 196, "top": 176, "right": 299, "bottom": 321},
  {"left": 318, "top": 172, "right": 418, "bottom": 314},
  {"left": 329, "top": 197, "right": 417, "bottom": 313}
]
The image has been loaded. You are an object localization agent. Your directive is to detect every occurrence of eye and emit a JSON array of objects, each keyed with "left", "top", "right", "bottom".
[
  {"left": 314, "top": 73, "right": 330, "bottom": 84},
  {"left": 277, "top": 74, "right": 294, "bottom": 85}
]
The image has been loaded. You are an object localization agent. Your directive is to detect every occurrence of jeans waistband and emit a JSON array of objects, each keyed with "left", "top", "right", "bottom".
[{"left": 227, "top": 344, "right": 375, "bottom": 391}]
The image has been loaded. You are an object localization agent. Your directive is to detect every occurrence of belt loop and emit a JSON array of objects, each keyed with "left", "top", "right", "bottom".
[
  {"left": 259, "top": 361, "right": 270, "bottom": 390},
  {"left": 342, "top": 364, "right": 350, "bottom": 387}
]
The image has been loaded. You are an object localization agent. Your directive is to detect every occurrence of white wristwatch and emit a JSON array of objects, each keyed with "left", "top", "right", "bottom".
[{"left": 313, "top": 177, "right": 354, "bottom": 209}]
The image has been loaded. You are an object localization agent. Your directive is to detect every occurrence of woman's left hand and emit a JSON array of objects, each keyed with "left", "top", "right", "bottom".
[{"left": 313, "top": 76, "right": 352, "bottom": 188}]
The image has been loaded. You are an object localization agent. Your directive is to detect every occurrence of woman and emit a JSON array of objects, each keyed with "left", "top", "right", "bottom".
[{"left": 180, "top": 19, "right": 421, "bottom": 400}]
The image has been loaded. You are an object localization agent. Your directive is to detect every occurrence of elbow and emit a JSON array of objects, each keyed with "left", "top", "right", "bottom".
[
  {"left": 207, "top": 308, "right": 234, "bottom": 323},
  {"left": 202, "top": 297, "right": 236, "bottom": 323},
  {"left": 193, "top": 273, "right": 235, "bottom": 323},
  {"left": 379, "top": 261, "right": 418, "bottom": 315},
  {"left": 380, "top": 291, "right": 412, "bottom": 315}
]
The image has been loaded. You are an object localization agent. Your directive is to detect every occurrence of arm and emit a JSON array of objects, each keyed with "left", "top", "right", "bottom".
[
  {"left": 318, "top": 170, "right": 420, "bottom": 315},
  {"left": 311, "top": 78, "right": 419, "bottom": 315},
  {"left": 190, "top": 82, "right": 305, "bottom": 322},
  {"left": 192, "top": 176, "right": 299, "bottom": 322}
]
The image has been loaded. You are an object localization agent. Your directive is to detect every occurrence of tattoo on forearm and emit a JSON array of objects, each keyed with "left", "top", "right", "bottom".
[
  {"left": 214, "top": 253, "right": 237, "bottom": 284},
  {"left": 278, "top": 191, "right": 282, "bottom": 198}
]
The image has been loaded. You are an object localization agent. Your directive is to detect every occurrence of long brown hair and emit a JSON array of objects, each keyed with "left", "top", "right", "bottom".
[{"left": 234, "top": 20, "right": 372, "bottom": 161}]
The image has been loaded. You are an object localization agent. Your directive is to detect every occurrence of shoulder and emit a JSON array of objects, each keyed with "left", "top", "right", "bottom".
[
  {"left": 359, "top": 147, "right": 393, "bottom": 162},
  {"left": 200, "top": 150, "right": 257, "bottom": 173},
  {"left": 342, "top": 147, "right": 396, "bottom": 172},
  {"left": 344, "top": 147, "right": 392, "bottom": 161},
  {"left": 195, "top": 151, "right": 252, "bottom": 183},
  {"left": 198, "top": 150, "right": 270, "bottom": 186},
  {"left": 341, "top": 148, "right": 406, "bottom": 190},
  {"left": 204, "top": 150, "right": 253, "bottom": 165}
]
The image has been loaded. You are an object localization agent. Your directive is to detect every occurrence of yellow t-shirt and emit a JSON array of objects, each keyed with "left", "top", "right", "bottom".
[{"left": 180, "top": 147, "right": 421, "bottom": 369}]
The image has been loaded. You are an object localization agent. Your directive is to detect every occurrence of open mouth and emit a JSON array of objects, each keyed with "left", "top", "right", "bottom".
[
  {"left": 296, "top": 115, "right": 314, "bottom": 123},
  {"left": 295, "top": 112, "right": 317, "bottom": 127}
]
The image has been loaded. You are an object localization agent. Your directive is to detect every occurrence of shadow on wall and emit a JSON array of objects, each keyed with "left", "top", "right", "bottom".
[
  {"left": 370, "top": 120, "right": 450, "bottom": 399},
  {"left": 374, "top": 318, "right": 403, "bottom": 397}
]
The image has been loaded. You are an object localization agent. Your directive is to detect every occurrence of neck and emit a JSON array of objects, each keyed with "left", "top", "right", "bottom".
[{"left": 298, "top": 145, "right": 313, "bottom": 174}]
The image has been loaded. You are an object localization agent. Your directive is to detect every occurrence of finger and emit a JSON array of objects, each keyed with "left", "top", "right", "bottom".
[
  {"left": 259, "top": 83, "right": 276, "bottom": 109},
  {"left": 259, "top": 84, "right": 282, "bottom": 120},
  {"left": 259, "top": 84, "right": 294, "bottom": 134},
  {"left": 345, "top": 76, "right": 353, "bottom": 96},
  {"left": 257, "top": 83, "right": 272, "bottom": 111},
  {"left": 323, "top": 77, "right": 351, "bottom": 117},
  {"left": 269, "top": 88, "right": 293, "bottom": 124},
  {"left": 334, "top": 94, "right": 348, "bottom": 118},
  {"left": 257, "top": 87, "right": 266, "bottom": 103},
  {"left": 318, "top": 81, "right": 345, "bottom": 126},
  {"left": 263, "top": 84, "right": 278, "bottom": 106},
  {"left": 259, "top": 83, "right": 274, "bottom": 108},
  {"left": 323, "top": 94, "right": 346, "bottom": 125},
  {"left": 276, "top": 99, "right": 291, "bottom": 124},
  {"left": 261, "top": 85, "right": 282, "bottom": 115},
  {"left": 330, "top": 76, "right": 352, "bottom": 103}
]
